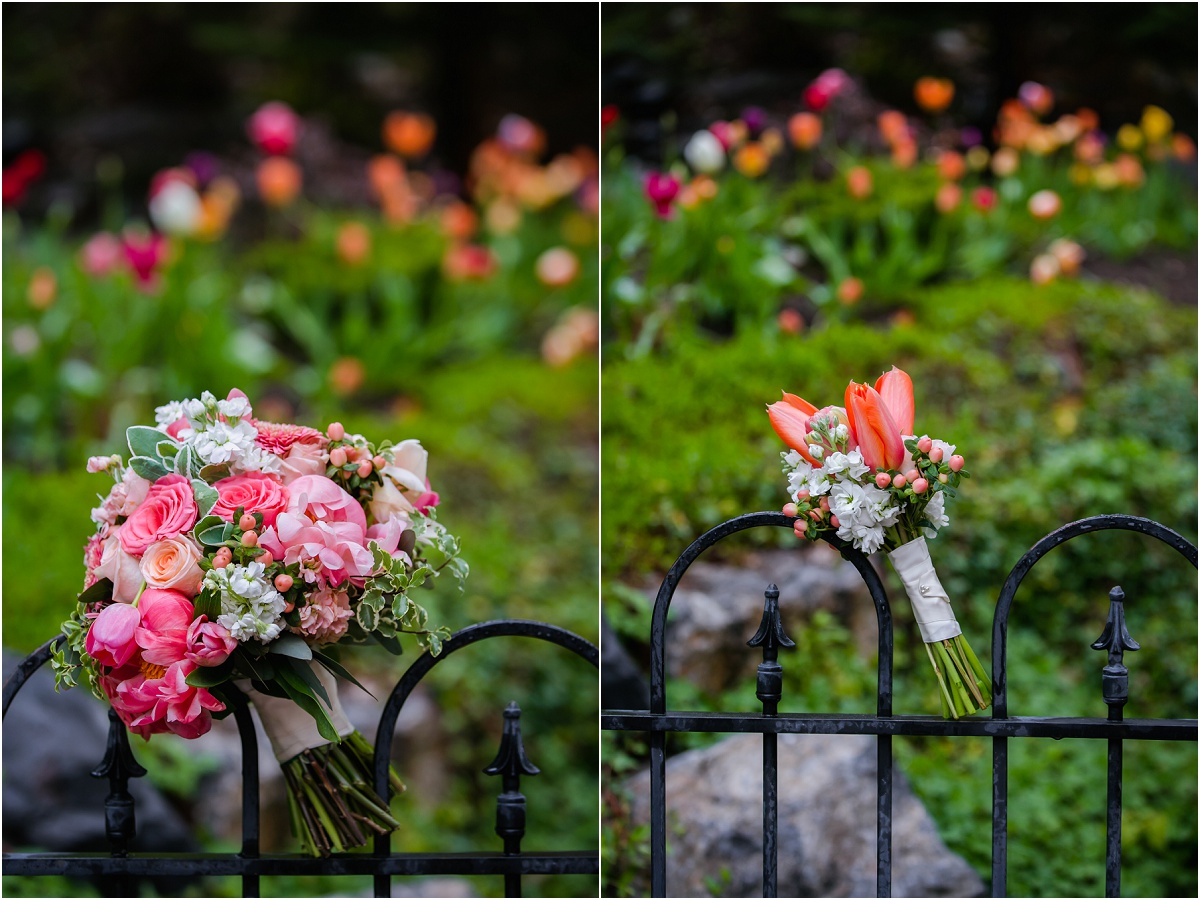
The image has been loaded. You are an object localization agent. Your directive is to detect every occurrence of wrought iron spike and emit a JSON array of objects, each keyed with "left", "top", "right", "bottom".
[
  {"left": 91, "top": 709, "right": 148, "bottom": 781},
  {"left": 483, "top": 701, "right": 540, "bottom": 781},
  {"left": 747, "top": 584, "right": 796, "bottom": 651},
  {"left": 1090, "top": 587, "right": 1141, "bottom": 656}
]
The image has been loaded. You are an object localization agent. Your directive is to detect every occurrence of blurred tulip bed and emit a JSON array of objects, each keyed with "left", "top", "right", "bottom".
[
  {"left": 3, "top": 102, "right": 598, "bottom": 898},
  {"left": 601, "top": 75, "right": 1196, "bottom": 897}
]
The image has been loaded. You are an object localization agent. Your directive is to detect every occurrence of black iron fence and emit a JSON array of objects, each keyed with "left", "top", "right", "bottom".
[
  {"left": 601, "top": 512, "right": 1198, "bottom": 898},
  {"left": 3, "top": 618, "right": 599, "bottom": 898}
]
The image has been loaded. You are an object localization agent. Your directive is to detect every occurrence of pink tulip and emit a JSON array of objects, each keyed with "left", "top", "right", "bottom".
[
  {"left": 85, "top": 603, "right": 142, "bottom": 668},
  {"left": 186, "top": 616, "right": 237, "bottom": 667},
  {"left": 845, "top": 382, "right": 905, "bottom": 471}
]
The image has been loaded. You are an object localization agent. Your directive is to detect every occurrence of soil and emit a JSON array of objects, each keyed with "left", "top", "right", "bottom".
[{"left": 1083, "top": 248, "right": 1198, "bottom": 307}]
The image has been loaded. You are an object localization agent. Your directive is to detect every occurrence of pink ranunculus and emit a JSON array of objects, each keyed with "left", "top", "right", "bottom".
[
  {"left": 253, "top": 420, "right": 327, "bottom": 456},
  {"left": 134, "top": 588, "right": 194, "bottom": 667},
  {"left": 211, "top": 472, "right": 290, "bottom": 528},
  {"left": 296, "top": 585, "right": 352, "bottom": 643},
  {"left": 140, "top": 536, "right": 205, "bottom": 596},
  {"left": 185, "top": 616, "right": 237, "bottom": 667},
  {"left": 286, "top": 475, "right": 367, "bottom": 534},
  {"left": 259, "top": 512, "right": 373, "bottom": 588},
  {"left": 119, "top": 474, "right": 198, "bottom": 556},
  {"left": 94, "top": 526, "right": 146, "bottom": 602},
  {"left": 85, "top": 602, "right": 143, "bottom": 668}
]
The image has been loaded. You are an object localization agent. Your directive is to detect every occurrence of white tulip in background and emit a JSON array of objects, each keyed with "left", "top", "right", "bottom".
[{"left": 684, "top": 129, "right": 725, "bottom": 174}]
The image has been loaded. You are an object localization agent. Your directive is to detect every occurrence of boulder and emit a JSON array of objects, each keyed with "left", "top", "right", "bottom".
[
  {"left": 624, "top": 732, "right": 985, "bottom": 898},
  {"left": 651, "top": 545, "right": 882, "bottom": 694}
]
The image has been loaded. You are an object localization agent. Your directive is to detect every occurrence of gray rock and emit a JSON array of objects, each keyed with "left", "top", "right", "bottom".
[
  {"left": 602, "top": 614, "right": 650, "bottom": 710},
  {"left": 2, "top": 650, "right": 197, "bottom": 854},
  {"left": 624, "top": 733, "right": 984, "bottom": 898},
  {"left": 654, "top": 546, "right": 881, "bottom": 694}
]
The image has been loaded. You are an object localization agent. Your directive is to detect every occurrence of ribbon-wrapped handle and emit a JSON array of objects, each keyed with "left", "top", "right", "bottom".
[
  {"left": 236, "top": 661, "right": 355, "bottom": 763},
  {"left": 887, "top": 537, "right": 962, "bottom": 643}
]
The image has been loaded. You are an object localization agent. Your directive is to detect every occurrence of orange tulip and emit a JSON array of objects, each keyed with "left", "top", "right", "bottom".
[
  {"left": 845, "top": 382, "right": 905, "bottom": 471},
  {"left": 788, "top": 112, "right": 822, "bottom": 150},
  {"left": 767, "top": 392, "right": 820, "bottom": 463},
  {"left": 383, "top": 111, "right": 436, "bottom": 159},
  {"left": 256, "top": 157, "right": 302, "bottom": 207},
  {"left": 914, "top": 77, "right": 954, "bottom": 114},
  {"left": 874, "top": 366, "right": 915, "bottom": 435}
]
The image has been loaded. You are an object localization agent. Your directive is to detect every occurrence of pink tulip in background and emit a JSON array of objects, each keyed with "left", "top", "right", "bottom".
[{"left": 247, "top": 101, "right": 301, "bottom": 156}]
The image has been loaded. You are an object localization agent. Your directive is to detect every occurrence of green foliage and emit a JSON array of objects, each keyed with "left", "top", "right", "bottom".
[{"left": 602, "top": 275, "right": 1197, "bottom": 896}]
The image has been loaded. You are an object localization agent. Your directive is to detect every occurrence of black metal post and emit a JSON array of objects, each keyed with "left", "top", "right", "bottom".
[
  {"left": 485, "top": 701, "right": 541, "bottom": 898},
  {"left": 91, "top": 709, "right": 147, "bottom": 898},
  {"left": 748, "top": 584, "right": 794, "bottom": 898},
  {"left": 1092, "top": 586, "right": 1139, "bottom": 899}
]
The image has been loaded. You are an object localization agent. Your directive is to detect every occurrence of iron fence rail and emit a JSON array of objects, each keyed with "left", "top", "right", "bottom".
[
  {"left": 3, "top": 618, "right": 599, "bottom": 898},
  {"left": 601, "top": 512, "right": 1198, "bottom": 899}
]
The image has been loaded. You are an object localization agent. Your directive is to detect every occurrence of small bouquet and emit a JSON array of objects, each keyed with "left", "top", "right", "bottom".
[
  {"left": 53, "top": 389, "right": 467, "bottom": 855},
  {"left": 767, "top": 366, "right": 990, "bottom": 719}
]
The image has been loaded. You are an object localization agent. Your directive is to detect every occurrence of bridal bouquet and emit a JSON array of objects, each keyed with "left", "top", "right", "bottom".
[
  {"left": 767, "top": 366, "right": 990, "bottom": 719},
  {"left": 53, "top": 389, "right": 467, "bottom": 855}
]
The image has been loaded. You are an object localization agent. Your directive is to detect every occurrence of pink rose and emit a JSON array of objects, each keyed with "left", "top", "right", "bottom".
[
  {"left": 94, "top": 526, "right": 145, "bottom": 602},
  {"left": 185, "top": 616, "right": 237, "bottom": 667},
  {"left": 134, "top": 588, "right": 193, "bottom": 667},
  {"left": 119, "top": 474, "right": 198, "bottom": 556},
  {"left": 286, "top": 475, "right": 367, "bottom": 534},
  {"left": 85, "top": 602, "right": 142, "bottom": 668},
  {"left": 140, "top": 537, "right": 205, "bottom": 596},
  {"left": 211, "top": 473, "right": 290, "bottom": 527}
]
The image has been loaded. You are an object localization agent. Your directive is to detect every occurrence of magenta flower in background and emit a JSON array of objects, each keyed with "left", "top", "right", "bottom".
[
  {"left": 184, "top": 151, "right": 220, "bottom": 187},
  {"left": 644, "top": 172, "right": 681, "bottom": 219},
  {"left": 803, "top": 67, "right": 851, "bottom": 113},
  {"left": 741, "top": 106, "right": 767, "bottom": 137},
  {"left": 247, "top": 101, "right": 301, "bottom": 156},
  {"left": 122, "top": 229, "right": 168, "bottom": 290}
]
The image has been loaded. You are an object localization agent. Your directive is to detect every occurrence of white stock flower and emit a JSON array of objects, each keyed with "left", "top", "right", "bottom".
[
  {"left": 217, "top": 396, "right": 252, "bottom": 420},
  {"left": 155, "top": 401, "right": 187, "bottom": 429},
  {"left": 192, "top": 419, "right": 259, "bottom": 467},
  {"left": 805, "top": 467, "right": 832, "bottom": 497},
  {"left": 207, "top": 561, "right": 287, "bottom": 643},
  {"left": 922, "top": 491, "right": 950, "bottom": 538}
]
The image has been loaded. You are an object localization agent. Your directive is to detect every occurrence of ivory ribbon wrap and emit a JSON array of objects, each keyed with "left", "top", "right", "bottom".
[
  {"left": 887, "top": 537, "right": 962, "bottom": 643},
  {"left": 237, "top": 662, "right": 355, "bottom": 763}
]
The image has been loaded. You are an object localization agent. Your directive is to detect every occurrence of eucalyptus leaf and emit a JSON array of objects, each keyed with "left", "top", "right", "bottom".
[
  {"left": 156, "top": 441, "right": 180, "bottom": 459},
  {"left": 199, "top": 463, "right": 232, "bottom": 483},
  {"left": 191, "top": 480, "right": 220, "bottom": 518},
  {"left": 130, "top": 455, "right": 170, "bottom": 481},
  {"left": 128, "top": 425, "right": 170, "bottom": 460}
]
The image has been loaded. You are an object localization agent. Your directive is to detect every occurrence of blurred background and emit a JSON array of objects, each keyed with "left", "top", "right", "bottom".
[
  {"left": 599, "top": 3, "right": 1197, "bottom": 898},
  {"left": 3, "top": 4, "right": 598, "bottom": 898}
]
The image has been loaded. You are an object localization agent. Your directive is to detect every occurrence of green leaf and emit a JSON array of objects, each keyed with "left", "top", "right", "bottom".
[
  {"left": 239, "top": 654, "right": 276, "bottom": 683},
  {"left": 356, "top": 603, "right": 378, "bottom": 632},
  {"left": 192, "top": 480, "right": 220, "bottom": 518},
  {"left": 198, "top": 525, "right": 228, "bottom": 547},
  {"left": 276, "top": 668, "right": 339, "bottom": 743},
  {"left": 78, "top": 577, "right": 114, "bottom": 606},
  {"left": 287, "top": 657, "right": 331, "bottom": 706},
  {"left": 268, "top": 634, "right": 314, "bottom": 660},
  {"left": 313, "top": 650, "right": 376, "bottom": 699},
  {"left": 199, "top": 463, "right": 232, "bottom": 483},
  {"left": 130, "top": 455, "right": 170, "bottom": 481},
  {"left": 185, "top": 660, "right": 234, "bottom": 688},
  {"left": 193, "top": 514, "right": 224, "bottom": 540},
  {"left": 156, "top": 440, "right": 180, "bottom": 459},
  {"left": 370, "top": 631, "right": 404, "bottom": 656},
  {"left": 128, "top": 426, "right": 170, "bottom": 460},
  {"left": 193, "top": 588, "right": 221, "bottom": 621},
  {"left": 390, "top": 593, "right": 411, "bottom": 619},
  {"left": 174, "top": 446, "right": 197, "bottom": 479}
]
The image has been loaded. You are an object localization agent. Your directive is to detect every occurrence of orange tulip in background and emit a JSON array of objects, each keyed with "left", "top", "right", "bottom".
[
  {"left": 383, "top": 111, "right": 436, "bottom": 159},
  {"left": 256, "top": 157, "right": 302, "bottom": 207},
  {"left": 846, "top": 166, "right": 873, "bottom": 200},
  {"left": 788, "top": 112, "right": 822, "bottom": 150},
  {"left": 914, "top": 77, "right": 954, "bottom": 114},
  {"left": 335, "top": 221, "right": 371, "bottom": 266}
]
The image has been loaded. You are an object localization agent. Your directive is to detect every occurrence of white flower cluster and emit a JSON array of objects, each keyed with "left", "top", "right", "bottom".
[
  {"left": 782, "top": 447, "right": 903, "bottom": 556},
  {"left": 155, "top": 391, "right": 281, "bottom": 475},
  {"left": 204, "top": 561, "right": 287, "bottom": 643}
]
